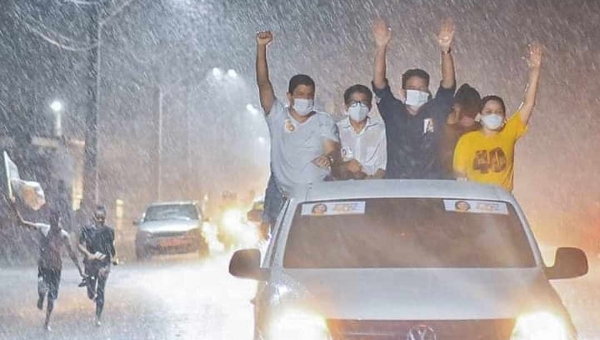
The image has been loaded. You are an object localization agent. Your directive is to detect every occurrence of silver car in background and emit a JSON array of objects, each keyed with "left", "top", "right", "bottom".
[
  {"left": 230, "top": 180, "right": 588, "bottom": 340},
  {"left": 134, "top": 201, "right": 209, "bottom": 260}
]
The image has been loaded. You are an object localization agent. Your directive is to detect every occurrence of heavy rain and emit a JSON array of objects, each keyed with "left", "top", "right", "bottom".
[{"left": 0, "top": 0, "right": 599, "bottom": 339}]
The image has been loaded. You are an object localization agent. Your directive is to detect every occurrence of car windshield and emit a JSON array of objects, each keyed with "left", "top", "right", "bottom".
[
  {"left": 283, "top": 198, "right": 536, "bottom": 269},
  {"left": 144, "top": 204, "right": 198, "bottom": 222}
]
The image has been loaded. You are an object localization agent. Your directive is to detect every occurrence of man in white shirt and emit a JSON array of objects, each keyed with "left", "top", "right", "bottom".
[
  {"left": 336, "top": 85, "right": 387, "bottom": 180},
  {"left": 255, "top": 30, "right": 341, "bottom": 231}
]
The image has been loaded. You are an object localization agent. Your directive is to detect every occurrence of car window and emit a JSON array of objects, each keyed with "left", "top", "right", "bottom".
[
  {"left": 283, "top": 198, "right": 535, "bottom": 269},
  {"left": 144, "top": 204, "right": 199, "bottom": 222}
]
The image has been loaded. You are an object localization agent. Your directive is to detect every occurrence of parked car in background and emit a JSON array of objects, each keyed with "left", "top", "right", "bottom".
[
  {"left": 230, "top": 180, "right": 588, "bottom": 340},
  {"left": 134, "top": 201, "right": 209, "bottom": 260}
]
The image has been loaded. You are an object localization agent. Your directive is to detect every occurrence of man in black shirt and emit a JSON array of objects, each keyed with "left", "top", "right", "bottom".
[
  {"left": 371, "top": 18, "right": 457, "bottom": 179},
  {"left": 11, "top": 201, "right": 85, "bottom": 331},
  {"left": 78, "top": 205, "right": 117, "bottom": 327}
]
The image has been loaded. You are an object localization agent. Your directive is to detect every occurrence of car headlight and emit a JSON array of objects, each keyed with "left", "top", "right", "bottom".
[
  {"left": 511, "top": 312, "right": 571, "bottom": 340},
  {"left": 223, "top": 209, "right": 243, "bottom": 230},
  {"left": 267, "top": 309, "right": 331, "bottom": 340}
]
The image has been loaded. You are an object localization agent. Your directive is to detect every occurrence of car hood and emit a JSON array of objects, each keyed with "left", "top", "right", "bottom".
[
  {"left": 263, "top": 268, "right": 569, "bottom": 321},
  {"left": 138, "top": 220, "right": 199, "bottom": 233}
]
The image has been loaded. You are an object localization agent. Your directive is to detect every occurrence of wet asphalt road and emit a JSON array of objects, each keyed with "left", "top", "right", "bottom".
[
  {"left": 0, "top": 252, "right": 598, "bottom": 340},
  {"left": 0, "top": 253, "right": 256, "bottom": 340}
]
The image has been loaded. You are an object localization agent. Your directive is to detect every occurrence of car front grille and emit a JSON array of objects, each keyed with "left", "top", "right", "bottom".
[{"left": 327, "top": 319, "right": 515, "bottom": 340}]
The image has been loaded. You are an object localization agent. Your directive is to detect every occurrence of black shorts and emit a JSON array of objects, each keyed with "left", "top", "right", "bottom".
[{"left": 38, "top": 267, "right": 61, "bottom": 300}]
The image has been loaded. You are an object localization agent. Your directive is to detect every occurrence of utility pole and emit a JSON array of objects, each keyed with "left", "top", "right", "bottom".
[
  {"left": 184, "top": 80, "right": 193, "bottom": 199},
  {"left": 83, "top": 4, "right": 102, "bottom": 211},
  {"left": 157, "top": 87, "right": 164, "bottom": 201}
]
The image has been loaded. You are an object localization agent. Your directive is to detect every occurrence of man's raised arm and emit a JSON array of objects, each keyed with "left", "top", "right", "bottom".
[
  {"left": 9, "top": 200, "right": 37, "bottom": 231},
  {"left": 256, "top": 31, "right": 276, "bottom": 114},
  {"left": 438, "top": 19, "right": 456, "bottom": 90},
  {"left": 372, "top": 18, "right": 392, "bottom": 90}
]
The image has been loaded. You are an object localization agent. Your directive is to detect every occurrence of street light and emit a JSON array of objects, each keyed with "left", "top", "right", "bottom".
[
  {"left": 212, "top": 67, "right": 224, "bottom": 80},
  {"left": 50, "top": 100, "right": 63, "bottom": 137},
  {"left": 50, "top": 100, "right": 63, "bottom": 112},
  {"left": 156, "top": 67, "right": 239, "bottom": 200},
  {"left": 246, "top": 104, "right": 259, "bottom": 115},
  {"left": 227, "top": 69, "right": 238, "bottom": 79}
]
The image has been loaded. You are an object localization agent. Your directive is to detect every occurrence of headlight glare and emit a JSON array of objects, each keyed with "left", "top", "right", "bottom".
[
  {"left": 268, "top": 309, "right": 330, "bottom": 340},
  {"left": 223, "top": 209, "right": 243, "bottom": 230},
  {"left": 511, "top": 312, "right": 569, "bottom": 340}
]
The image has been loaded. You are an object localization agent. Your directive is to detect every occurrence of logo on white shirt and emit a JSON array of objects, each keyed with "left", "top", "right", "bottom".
[{"left": 284, "top": 119, "right": 295, "bottom": 133}]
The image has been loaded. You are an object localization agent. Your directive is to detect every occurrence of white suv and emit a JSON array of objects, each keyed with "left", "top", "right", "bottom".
[{"left": 230, "top": 180, "right": 588, "bottom": 340}]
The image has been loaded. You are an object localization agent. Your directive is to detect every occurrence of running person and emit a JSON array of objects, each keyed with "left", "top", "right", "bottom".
[
  {"left": 10, "top": 201, "right": 85, "bottom": 331},
  {"left": 78, "top": 205, "right": 117, "bottom": 326}
]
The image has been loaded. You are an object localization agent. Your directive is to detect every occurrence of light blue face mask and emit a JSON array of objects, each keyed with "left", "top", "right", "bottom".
[
  {"left": 481, "top": 113, "right": 504, "bottom": 130},
  {"left": 405, "top": 90, "right": 430, "bottom": 108},
  {"left": 292, "top": 98, "right": 315, "bottom": 116},
  {"left": 347, "top": 103, "right": 370, "bottom": 122}
]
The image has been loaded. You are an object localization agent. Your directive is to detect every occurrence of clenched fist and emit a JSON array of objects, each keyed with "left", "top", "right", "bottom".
[
  {"left": 256, "top": 31, "right": 273, "bottom": 46},
  {"left": 437, "top": 18, "right": 455, "bottom": 53}
]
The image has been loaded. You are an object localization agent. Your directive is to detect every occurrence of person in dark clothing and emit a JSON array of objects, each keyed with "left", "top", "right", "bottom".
[
  {"left": 439, "top": 84, "right": 482, "bottom": 178},
  {"left": 77, "top": 205, "right": 117, "bottom": 327},
  {"left": 10, "top": 200, "right": 85, "bottom": 332},
  {"left": 371, "top": 18, "right": 457, "bottom": 179}
]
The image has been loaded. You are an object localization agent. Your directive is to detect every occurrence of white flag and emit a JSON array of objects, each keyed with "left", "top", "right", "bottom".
[{"left": 4, "top": 151, "right": 46, "bottom": 211}]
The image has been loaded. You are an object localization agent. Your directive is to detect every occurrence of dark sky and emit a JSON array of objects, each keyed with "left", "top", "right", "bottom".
[{"left": 1, "top": 0, "right": 599, "bottom": 244}]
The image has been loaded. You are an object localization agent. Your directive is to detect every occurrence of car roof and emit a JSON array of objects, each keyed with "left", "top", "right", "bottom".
[
  {"left": 147, "top": 201, "right": 198, "bottom": 207},
  {"left": 294, "top": 180, "right": 515, "bottom": 203}
]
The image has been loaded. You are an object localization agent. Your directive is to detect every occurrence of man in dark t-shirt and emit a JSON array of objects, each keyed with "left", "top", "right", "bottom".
[
  {"left": 78, "top": 205, "right": 117, "bottom": 327},
  {"left": 371, "top": 18, "right": 457, "bottom": 179}
]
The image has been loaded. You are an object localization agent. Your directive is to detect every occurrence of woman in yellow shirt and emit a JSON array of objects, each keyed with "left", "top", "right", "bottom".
[{"left": 453, "top": 43, "right": 542, "bottom": 192}]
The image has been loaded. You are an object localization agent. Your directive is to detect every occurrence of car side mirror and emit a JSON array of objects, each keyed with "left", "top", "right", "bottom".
[
  {"left": 133, "top": 219, "right": 141, "bottom": 226},
  {"left": 247, "top": 209, "right": 263, "bottom": 223},
  {"left": 229, "top": 249, "right": 269, "bottom": 281},
  {"left": 203, "top": 216, "right": 211, "bottom": 223},
  {"left": 545, "top": 247, "right": 588, "bottom": 280}
]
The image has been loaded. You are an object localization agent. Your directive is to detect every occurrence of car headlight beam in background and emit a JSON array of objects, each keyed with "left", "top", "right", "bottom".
[
  {"left": 267, "top": 309, "right": 331, "bottom": 340},
  {"left": 223, "top": 209, "right": 244, "bottom": 231},
  {"left": 511, "top": 312, "right": 571, "bottom": 340}
]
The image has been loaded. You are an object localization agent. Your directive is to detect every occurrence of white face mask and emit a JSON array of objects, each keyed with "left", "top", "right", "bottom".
[
  {"left": 292, "top": 98, "right": 314, "bottom": 116},
  {"left": 405, "top": 89, "right": 429, "bottom": 108},
  {"left": 347, "top": 103, "right": 370, "bottom": 122},
  {"left": 481, "top": 113, "right": 504, "bottom": 130}
]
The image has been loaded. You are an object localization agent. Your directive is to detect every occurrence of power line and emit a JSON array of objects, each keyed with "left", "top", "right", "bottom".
[{"left": 19, "top": 17, "right": 99, "bottom": 52}]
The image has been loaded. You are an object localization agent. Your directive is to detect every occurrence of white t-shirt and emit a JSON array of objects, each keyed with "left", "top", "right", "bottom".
[
  {"left": 266, "top": 99, "right": 339, "bottom": 196},
  {"left": 337, "top": 117, "right": 387, "bottom": 176}
]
